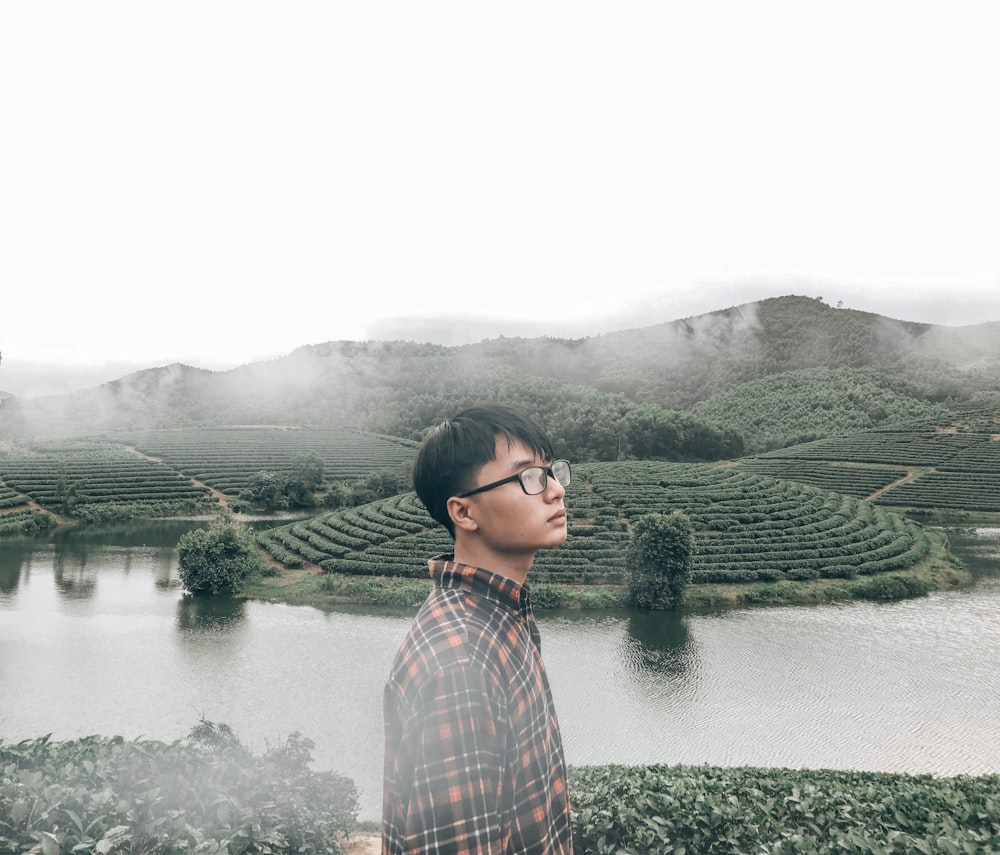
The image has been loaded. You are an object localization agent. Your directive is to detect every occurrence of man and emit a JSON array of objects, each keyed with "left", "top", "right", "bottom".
[{"left": 382, "top": 405, "right": 574, "bottom": 854}]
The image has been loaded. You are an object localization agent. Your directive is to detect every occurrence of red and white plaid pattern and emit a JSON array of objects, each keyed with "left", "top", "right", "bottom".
[{"left": 382, "top": 556, "right": 572, "bottom": 854}]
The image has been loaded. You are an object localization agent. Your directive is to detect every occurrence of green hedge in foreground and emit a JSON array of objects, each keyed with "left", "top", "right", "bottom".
[
  {"left": 6, "top": 730, "right": 998, "bottom": 854},
  {"left": 0, "top": 724, "right": 358, "bottom": 855},
  {"left": 569, "top": 764, "right": 1000, "bottom": 854}
]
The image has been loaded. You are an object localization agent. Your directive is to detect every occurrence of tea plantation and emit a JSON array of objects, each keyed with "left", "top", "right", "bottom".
[
  {"left": 0, "top": 445, "right": 219, "bottom": 522},
  {"left": 257, "top": 461, "right": 932, "bottom": 590},
  {"left": 735, "top": 402, "right": 1000, "bottom": 513},
  {"left": 0, "top": 427, "right": 418, "bottom": 530},
  {"left": 115, "top": 426, "right": 417, "bottom": 495}
]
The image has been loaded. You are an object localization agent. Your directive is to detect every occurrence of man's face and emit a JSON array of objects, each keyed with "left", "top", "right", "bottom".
[{"left": 461, "top": 437, "right": 568, "bottom": 559}]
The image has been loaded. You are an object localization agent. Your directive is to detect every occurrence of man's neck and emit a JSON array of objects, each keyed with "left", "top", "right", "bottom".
[{"left": 453, "top": 542, "right": 534, "bottom": 587}]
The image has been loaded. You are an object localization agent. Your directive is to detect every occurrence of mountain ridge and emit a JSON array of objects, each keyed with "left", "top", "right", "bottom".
[{"left": 3, "top": 295, "right": 999, "bottom": 443}]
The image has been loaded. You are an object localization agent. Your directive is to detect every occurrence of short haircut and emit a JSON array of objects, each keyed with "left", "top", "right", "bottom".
[{"left": 413, "top": 405, "right": 556, "bottom": 538}]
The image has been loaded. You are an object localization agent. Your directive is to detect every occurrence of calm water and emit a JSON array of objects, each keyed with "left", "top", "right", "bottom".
[{"left": 1, "top": 522, "right": 998, "bottom": 819}]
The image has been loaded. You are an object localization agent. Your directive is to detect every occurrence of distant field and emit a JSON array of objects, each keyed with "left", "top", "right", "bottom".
[
  {"left": 257, "top": 461, "right": 931, "bottom": 588},
  {"left": 114, "top": 426, "right": 418, "bottom": 495},
  {"left": 0, "top": 446, "right": 218, "bottom": 522},
  {"left": 0, "top": 427, "right": 418, "bottom": 531},
  {"left": 735, "top": 402, "right": 1000, "bottom": 513}
]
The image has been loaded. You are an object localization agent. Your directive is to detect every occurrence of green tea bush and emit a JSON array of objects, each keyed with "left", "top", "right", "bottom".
[
  {"left": 822, "top": 564, "right": 859, "bottom": 579},
  {"left": 569, "top": 764, "right": 1000, "bottom": 854},
  {"left": 0, "top": 723, "right": 359, "bottom": 855}
]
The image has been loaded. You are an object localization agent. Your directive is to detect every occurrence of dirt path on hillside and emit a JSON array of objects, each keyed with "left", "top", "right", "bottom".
[
  {"left": 866, "top": 467, "right": 931, "bottom": 502},
  {"left": 122, "top": 445, "right": 231, "bottom": 510}
]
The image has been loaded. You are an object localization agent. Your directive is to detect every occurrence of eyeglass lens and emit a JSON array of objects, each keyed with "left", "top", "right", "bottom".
[{"left": 521, "top": 460, "right": 571, "bottom": 494}]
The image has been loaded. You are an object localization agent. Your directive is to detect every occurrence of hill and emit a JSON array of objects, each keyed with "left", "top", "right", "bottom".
[
  {"left": 688, "top": 366, "right": 953, "bottom": 454},
  {"left": 462, "top": 295, "right": 1000, "bottom": 407},
  {"left": 4, "top": 296, "right": 1000, "bottom": 459},
  {"left": 255, "top": 459, "right": 944, "bottom": 608}
]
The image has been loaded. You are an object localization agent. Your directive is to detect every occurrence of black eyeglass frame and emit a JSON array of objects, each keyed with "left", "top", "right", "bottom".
[{"left": 457, "top": 459, "right": 571, "bottom": 499}]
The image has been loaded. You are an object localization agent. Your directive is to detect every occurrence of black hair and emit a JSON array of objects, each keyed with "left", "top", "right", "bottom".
[{"left": 413, "top": 405, "right": 556, "bottom": 538}]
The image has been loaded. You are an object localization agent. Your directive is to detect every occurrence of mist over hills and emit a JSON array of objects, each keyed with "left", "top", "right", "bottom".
[{"left": 3, "top": 296, "right": 999, "bottom": 450}]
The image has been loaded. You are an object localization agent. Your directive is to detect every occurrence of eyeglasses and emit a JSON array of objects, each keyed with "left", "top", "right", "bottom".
[{"left": 457, "top": 459, "right": 572, "bottom": 498}]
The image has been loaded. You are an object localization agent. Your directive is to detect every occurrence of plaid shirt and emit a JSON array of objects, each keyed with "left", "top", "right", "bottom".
[{"left": 382, "top": 556, "right": 573, "bottom": 855}]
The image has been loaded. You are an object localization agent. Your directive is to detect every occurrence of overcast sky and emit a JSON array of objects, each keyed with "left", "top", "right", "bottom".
[{"left": 1, "top": 1, "right": 998, "bottom": 374}]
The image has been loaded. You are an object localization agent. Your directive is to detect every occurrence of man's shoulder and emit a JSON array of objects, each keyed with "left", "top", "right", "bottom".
[
  {"left": 389, "top": 585, "right": 512, "bottom": 687},
  {"left": 390, "top": 587, "right": 471, "bottom": 675}
]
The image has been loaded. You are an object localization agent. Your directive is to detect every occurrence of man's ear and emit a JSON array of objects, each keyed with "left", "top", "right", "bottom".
[{"left": 447, "top": 496, "right": 479, "bottom": 533}]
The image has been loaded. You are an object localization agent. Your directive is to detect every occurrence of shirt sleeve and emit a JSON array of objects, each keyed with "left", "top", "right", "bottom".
[{"left": 388, "top": 663, "right": 510, "bottom": 855}]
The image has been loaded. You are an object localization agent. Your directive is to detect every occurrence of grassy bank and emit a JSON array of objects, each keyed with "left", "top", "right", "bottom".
[{"left": 245, "top": 528, "right": 969, "bottom": 612}]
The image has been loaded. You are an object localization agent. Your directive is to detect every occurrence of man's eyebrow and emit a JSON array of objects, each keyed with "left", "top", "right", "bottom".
[{"left": 508, "top": 457, "right": 538, "bottom": 473}]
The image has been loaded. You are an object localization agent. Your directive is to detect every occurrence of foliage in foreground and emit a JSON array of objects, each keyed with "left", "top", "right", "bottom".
[
  {"left": 0, "top": 723, "right": 358, "bottom": 855},
  {"left": 569, "top": 764, "right": 1000, "bottom": 854}
]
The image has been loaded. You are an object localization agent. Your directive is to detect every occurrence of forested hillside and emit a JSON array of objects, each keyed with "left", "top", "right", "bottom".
[
  {"left": 688, "top": 367, "right": 952, "bottom": 454},
  {"left": 5, "top": 296, "right": 999, "bottom": 459}
]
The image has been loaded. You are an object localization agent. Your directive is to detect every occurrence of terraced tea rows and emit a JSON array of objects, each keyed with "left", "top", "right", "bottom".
[
  {"left": 113, "top": 427, "right": 417, "bottom": 495},
  {"left": 0, "top": 483, "right": 29, "bottom": 510},
  {"left": 257, "top": 461, "right": 930, "bottom": 586},
  {"left": 733, "top": 460, "right": 909, "bottom": 498},
  {"left": 879, "top": 470, "right": 1000, "bottom": 513},
  {"left": 0, "top": 448, "right": 218, "bottom": 517},
  {"left": 734, "top": 408, "right": 1000, "bottom": 512}
]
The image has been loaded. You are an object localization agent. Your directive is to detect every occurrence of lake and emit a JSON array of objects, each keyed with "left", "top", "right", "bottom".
[{"left": 1, "top": 521, "right": 998, "bottom": 819}]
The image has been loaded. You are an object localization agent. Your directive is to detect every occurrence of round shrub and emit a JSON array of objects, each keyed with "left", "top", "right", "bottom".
[
  {"left": 178, "top": 517, "right": 267, "bottom": 595},
  {"left": 626, "top": 511, "right": 695, "bottom": 610}
]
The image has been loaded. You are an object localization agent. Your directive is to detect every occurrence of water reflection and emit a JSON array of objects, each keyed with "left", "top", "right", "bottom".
[
  {"left": 51, "top": 520, "right": 210, "bottom": 549},
  {"left": 53, "top": 563, "right": 98, "bottom": 598},
  {"left": 0, "top": 540, "right": 30, "bottom": 594},
  {"left": 947, "top": 526, "right": 1000, "bottom": 573},
  {"left": 53, "top": 529, "right": 93, "bottom": 569},
  {"left": 625, "top": 610, "right": 693, "bottom": 676},
  {"left": 177, "top": 594, "right": 247, "bottom": 632}
]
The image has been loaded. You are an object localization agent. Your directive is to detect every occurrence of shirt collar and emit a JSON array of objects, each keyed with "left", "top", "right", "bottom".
[{"left": 428, "top": 553, "right": 532, "bottom": 617}]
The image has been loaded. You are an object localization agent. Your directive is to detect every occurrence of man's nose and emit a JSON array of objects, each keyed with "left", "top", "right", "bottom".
[{"left": 546, "top": 476, "right": 566, "bottom": 498}]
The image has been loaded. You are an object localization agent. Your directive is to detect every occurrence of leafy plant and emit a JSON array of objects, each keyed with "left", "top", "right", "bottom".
[
  {"left": 0, "top": 723, "right": 359, "bottom": 855},
  {"left": 626, "top": 511, "right": 695, "bottom": 609},
  {"left": 177, "top": 517, "right": 266, "bottom": 595},
  {"left": 569, "top": 763, "right": 1000, "bottom": 854}
]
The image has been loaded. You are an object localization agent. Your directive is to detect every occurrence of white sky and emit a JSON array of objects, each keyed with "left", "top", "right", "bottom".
[{"left": 1, "top": 1, "right": 998, "bottom": 371}]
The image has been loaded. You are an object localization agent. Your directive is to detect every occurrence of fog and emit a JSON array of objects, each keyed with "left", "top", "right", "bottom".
[{"left": 3, "top": 295, "right": 999, "bottom": 448}]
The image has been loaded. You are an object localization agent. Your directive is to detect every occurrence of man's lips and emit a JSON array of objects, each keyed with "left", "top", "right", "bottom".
[{"left": 548, "top": 509, "right": 567, "bottom": 523}]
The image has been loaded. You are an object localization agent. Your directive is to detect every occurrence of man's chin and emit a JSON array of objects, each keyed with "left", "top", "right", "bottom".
[{"left": 546, "top": 529, "right": 569, "bottom": 548}]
